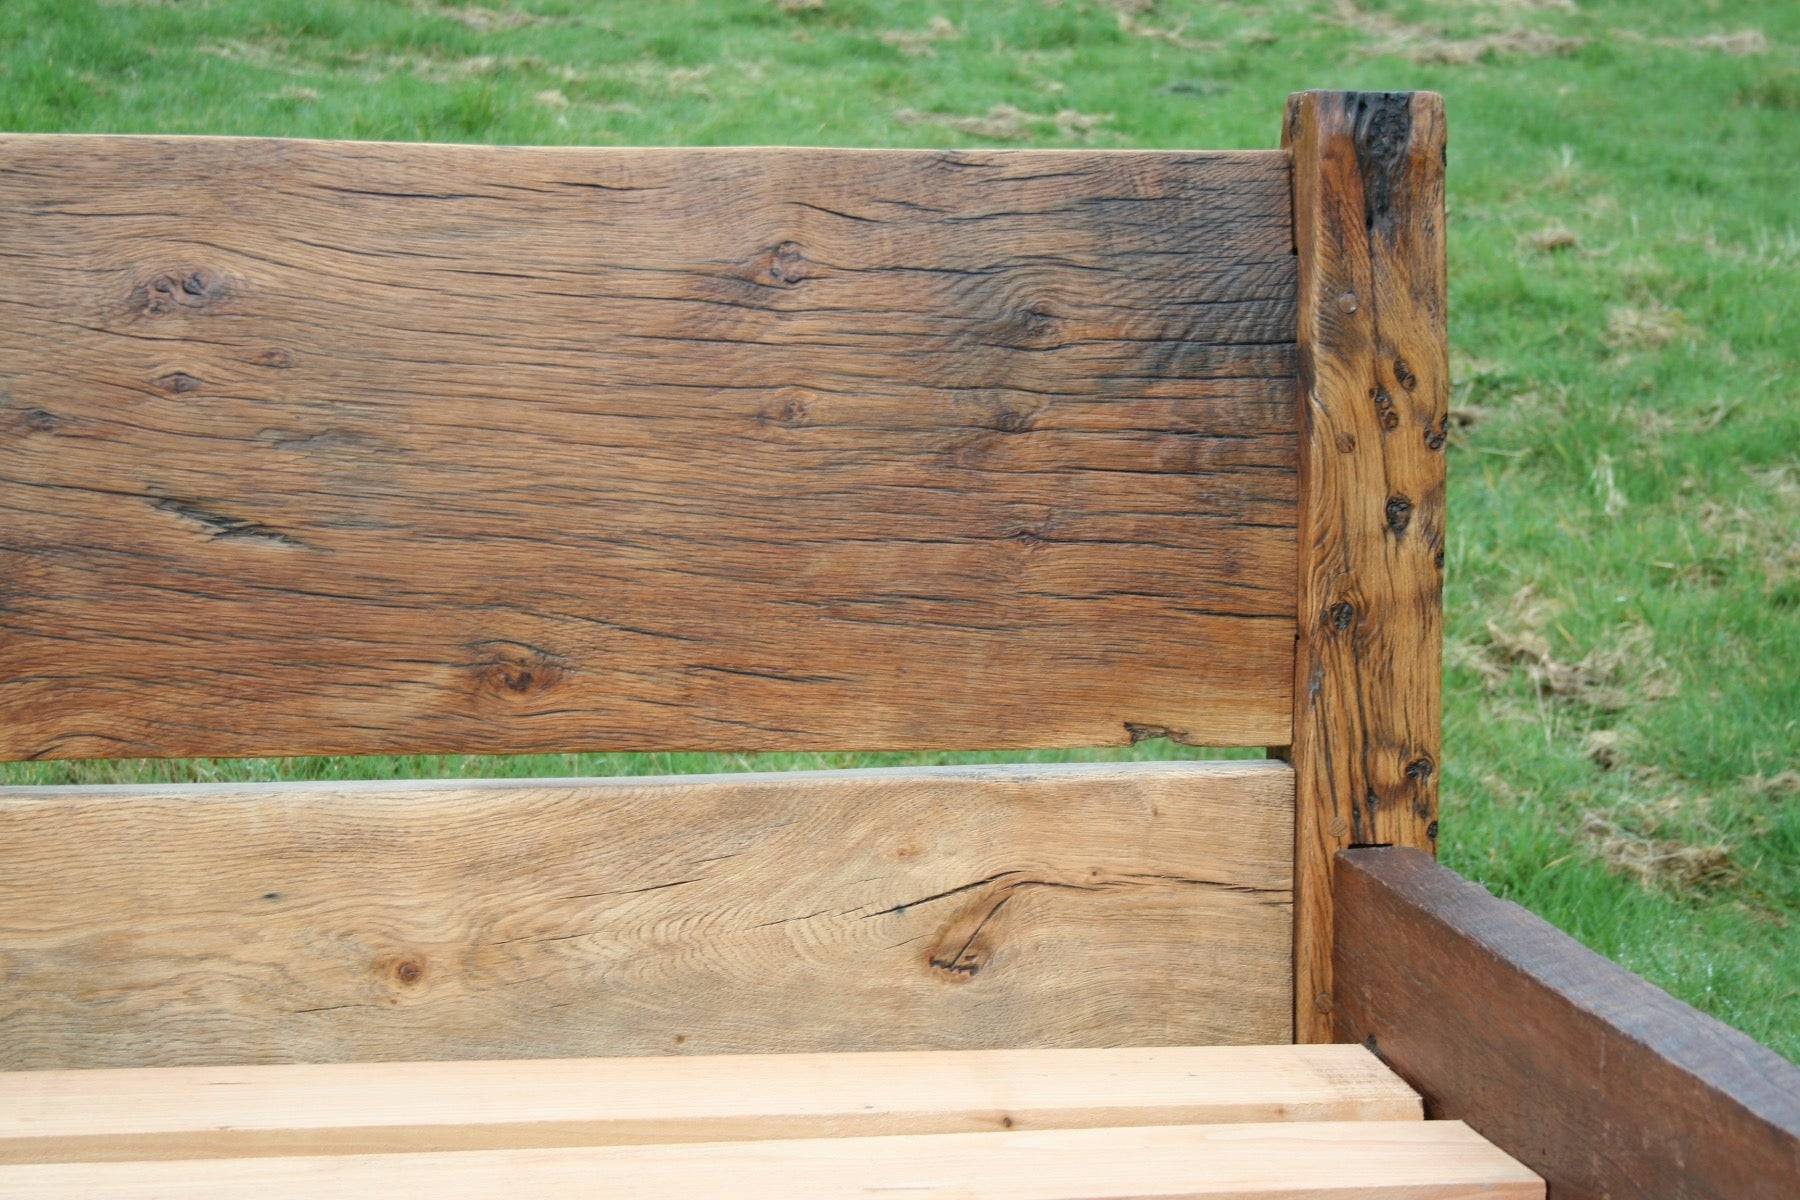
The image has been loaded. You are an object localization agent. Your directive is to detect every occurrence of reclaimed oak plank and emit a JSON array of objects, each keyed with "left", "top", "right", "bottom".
[
  {"left": 0, "top": 137, "right": 1298, "bottom": 760},
  {"left": 1281, "top": 92, "right": 1448, "bottom": 1041},
  {"left": 0, "top": 761, "right": 1293, "bottom": 1069}
]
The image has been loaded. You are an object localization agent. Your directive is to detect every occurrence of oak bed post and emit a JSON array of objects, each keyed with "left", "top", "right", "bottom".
[{"left": 1282, "top": 90, "right": 1449, "bottom": 1043}]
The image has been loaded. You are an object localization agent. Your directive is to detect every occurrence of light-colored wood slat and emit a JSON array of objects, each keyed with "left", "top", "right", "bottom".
[
  {"left": 0, "top": 1121, "right": 1544, "bottom": 1199},
  {"left": 0, "top": 136, "right": 1297, "bottom": 762},
  {"left": 0, "top": 1045, "right": 1420, "bottom": 1164},
  {"left": 0, "top": 761, "right": 1293, "bottom": 1069},
  {"left": 1282, "top": 91, "right": 1448, "bottom": 1041}
]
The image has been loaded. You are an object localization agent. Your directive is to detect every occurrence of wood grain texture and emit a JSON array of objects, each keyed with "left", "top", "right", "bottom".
[
  {"left": 0, "top": 1045, "right": 1421, "bottom": 1163},
  {"left": 1335, "top": 848, "right": 1800, "bottom": 1200},
  {"left": 0, "top": 761, "right": 1293, "bottom": 1069},
  {"left": 0, "top": 1121, "right": 1543, "bottom": 1199},
  {"left": 1282, "top": 92, "right": 1448, "bottom": 1042},
  {"left": 0, "top": 135, "right": 1299, "bottom": 761}
]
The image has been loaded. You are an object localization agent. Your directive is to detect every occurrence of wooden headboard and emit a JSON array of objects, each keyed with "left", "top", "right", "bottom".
[{"left": 0, "top": 91, "right": 1446, "bottom": 1065}]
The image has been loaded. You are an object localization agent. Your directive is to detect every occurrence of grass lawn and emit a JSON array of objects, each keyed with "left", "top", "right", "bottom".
[{"left": 2, "top": 0, "right": 1795, "bottom": 1056}]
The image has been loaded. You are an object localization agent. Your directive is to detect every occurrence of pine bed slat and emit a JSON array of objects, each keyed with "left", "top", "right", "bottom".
[
  {"left": 0, "top": 1045, "right": 1419, "bottom": 1164},
  {"left": 0, "top": 1121, "right": 1542, "bottom": 1199}
]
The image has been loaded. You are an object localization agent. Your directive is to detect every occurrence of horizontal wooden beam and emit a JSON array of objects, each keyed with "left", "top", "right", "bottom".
[
  {"left": 0, "top": 1120, "right": 1541, "bottom": 1198},
  {"left": 0, "top": 761, "right": 1293, "bottom": 1068},
  {"left": 0, "top": 1045, "right": 1419, "bottom": 1164},
  {"left": 0, "top": 135, "right": 1298, "bottom": 761},
  {"left": 1334, "top": 847, "right": 1800, "bottom": 1200}
]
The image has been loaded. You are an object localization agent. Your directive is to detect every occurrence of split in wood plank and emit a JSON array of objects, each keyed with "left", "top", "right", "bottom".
[{"left": 0, "top": 1045, "right": 1420, "bottom": 1164}]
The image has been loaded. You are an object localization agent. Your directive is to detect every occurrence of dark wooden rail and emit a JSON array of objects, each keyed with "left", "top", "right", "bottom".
[{"left": 1335, "top": 847, "right": 1800, "bottom": 1200}]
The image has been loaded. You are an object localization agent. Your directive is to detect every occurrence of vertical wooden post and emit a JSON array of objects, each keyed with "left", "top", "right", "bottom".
[{"left": 1284, "top": 91, "right": 1448, "bottom": 1043}]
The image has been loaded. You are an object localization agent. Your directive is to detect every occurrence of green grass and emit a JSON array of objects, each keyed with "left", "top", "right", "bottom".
[{"left": 2, "top": 0, "right": 1795, "bottom": 1056}]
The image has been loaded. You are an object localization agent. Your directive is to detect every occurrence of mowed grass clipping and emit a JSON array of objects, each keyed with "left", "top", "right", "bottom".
[{"left": 1, "top": 0, "right": 1795, "bottom": 1057}]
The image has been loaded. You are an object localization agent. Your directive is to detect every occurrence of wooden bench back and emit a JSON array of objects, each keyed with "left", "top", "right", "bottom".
[{"left": 0, "top": 91, "right": 1446, "bottom": 1065}]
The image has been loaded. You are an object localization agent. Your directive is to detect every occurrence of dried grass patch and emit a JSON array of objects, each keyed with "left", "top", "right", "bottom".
[
  {"left": 199, "top": 39, "right": 309, "bottom": 77},
  {"left": 1582, "top": 728, "right": 1636, "bottom": 771},
  {"left": 1684, "top": 468, "right": 1800, "bottom": 597},
  {"left": 1626, "top": 29, "right": 1768, "bottom": 56},
  {"left": 1115, "top": 14, "right": 1219, "bottom": 50},
  {"left": 413, "top": 3, "right": 551, "bottom": 33},
  {"left": 1581, "top": 804, "right": 1739, "bottom": 892},
  {"left": 1334, "top": 0, "right": 1585, "bottom": 64},
  {"left": 1605, "top": 301, "right": 1686, "bottom": 350},
  {"left": 1476, "top": 587, "right": 1678, "bottom": 711},
  {"left": 880, "top": 17, "right": 960, "bottom": 58},
  {"left": 1743, "top": 770, "right": 1800, "bottom": 798},
  {"left": 1522, "top": 222, "right": 1579, "bottom": 253},
  {"left": 895, "top": 104, "right": 1108, "bottom": 142}
]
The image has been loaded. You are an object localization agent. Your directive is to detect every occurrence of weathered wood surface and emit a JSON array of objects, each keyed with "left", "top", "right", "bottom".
[
  {"left": 0, "top": 1121, "right": 1543, "bottom": 1199},
  {"left": 0, "top": 136, "right": 1299, "bottom": 761},
  {"left": 0, "top": 1045, "right": 1420, "bottom": 1163},
  {"left": 0, "top": 761, "right": 1294, "bottom": 1069},
  {"left": 1282, "top": 91, "right": 1448, "bottom": 1041},
  {"left": 1335, "top": 848, "right": 1800, "bottom": 1200}
]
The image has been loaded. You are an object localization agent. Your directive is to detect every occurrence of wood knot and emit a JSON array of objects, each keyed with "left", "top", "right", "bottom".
[
  {"left": 758, "top": 393, "right": 811, "bottom": 429},
  {"left": 374, "top": 953, "right": 427, "bottom": 992},
  {"left": 989, "top": 406, "right": 1034, "bottom": 433},
  {"left": 466, "top": 639, "right": 572, "bottom": 700},
  {"left": 1393, "top": 356, "right": 1418, "bottom": 391},
  {"left": 1385, "top": 494, "right": 1413, "bottom": 535},
  {"left": 1371, "top": 388, "right": 1399, "bottom": 431},
  {"left": 990, "top": 303, "right": 1060, "bottom": 350},
  {"left": 135, "top": 268, "right": 227, "bottom": 315},
  {"left": 766, "top": 241, "right": 810, "bottom": 286},
  {"left": 251, "top": 348, "right": 295, "bottom": 369},
  {"left": 153, "top": 371, "right": 204, "bottom": 395},
  {"left": 1424, "top": 417, "right": 1448, "bottom": 451},
  {"left": 1406, "top": 755, "right": 1435, "bottom": 783},
  {"left": 1327, "top": 600, "right": 1355, "bottom": 632},
  {"left": 19, "top": 408, "right": 61, "bottom": 433}
]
